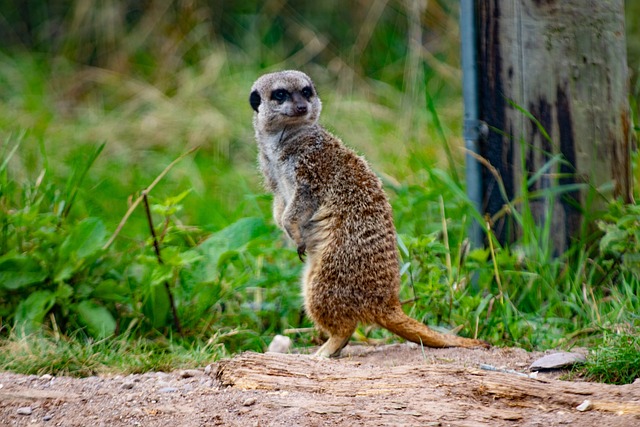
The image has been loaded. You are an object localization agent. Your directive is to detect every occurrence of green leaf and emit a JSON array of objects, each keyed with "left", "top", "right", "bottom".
[
  {"left": 397, "top": 235, "right": 410, "bottom": 257},
  {"left": 599, "top": 228, "right": 628, "bottom": 255},
  {"left": 187, "top": 217, "right": 270, "bottom": 282},
  {"left": 55, "top": 283, "right": 74, "bottom": 300},
  {"left": 53, "top": 264, "right": 74, "bottom": 284},
  {"left": 0, "top": 255, "right": 48, "bottom": 290},
  {"left": 14, "top": 290, "right": 55, "bottom": 335},
  {"left": 75, "top": 300, "right": 116, "bottom": 339},
  {"left": 92, "top": 280, "right": 129, "bottom": 303},
  {"left": 142, "top": 282, "right": 170, "bottom": 329},
  {"left": 59, "top": 217, "right": 107, "bottom": 261},
  {"left": 152, "top": 189, "right": 192, "bottom": 216}
]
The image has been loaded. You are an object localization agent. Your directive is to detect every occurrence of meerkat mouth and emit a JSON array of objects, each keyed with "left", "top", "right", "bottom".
[{"left": 281, "top": 112, "right": 308, "bottom": 119}]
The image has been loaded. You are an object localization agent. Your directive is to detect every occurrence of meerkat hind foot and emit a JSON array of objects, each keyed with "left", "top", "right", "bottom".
[{"left": 312, "top": 335, "right": 351, "bottom": 358}]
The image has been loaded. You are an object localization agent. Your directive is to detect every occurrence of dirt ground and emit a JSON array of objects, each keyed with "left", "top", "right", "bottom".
[{"left": 1, "top": 343, "right": 639, "bottom": 426}]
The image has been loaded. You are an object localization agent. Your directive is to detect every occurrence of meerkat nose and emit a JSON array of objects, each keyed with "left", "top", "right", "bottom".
[{"left": 291, "top": 91, "right": 308, "bottom": 115}]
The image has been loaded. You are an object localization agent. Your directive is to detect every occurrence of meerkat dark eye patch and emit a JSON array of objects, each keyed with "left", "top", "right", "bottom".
[
  {"left": 301, "top": 86, "right": 313, "bottom": 99},
  {"left": 271, "top": 89, "right": 289, "bottom": 103},
  {"left": 249, "top": 90, "right": 261, "bottom": 112}
]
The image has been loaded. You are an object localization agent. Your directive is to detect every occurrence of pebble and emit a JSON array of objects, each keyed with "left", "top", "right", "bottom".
[
  {"left": 17, "top": 406, "right": 33, "bottom": 415},
  {"left": 180, "top": 369, "right": 201, "bottom": 378},
  {"left": 122, "top": 382, "right": 135, "bottom": 390},
  {"left": 576, "top": 400, "right": 592, "bottom": 412},
  {"left": 41, "top": 374, "right": 53, "bottom": 380},
  {"left": 158, "top": 387, "right": 179, "bottom": 393},
  {"left": 267, "top": 335, "right": 292, "bottom": 354},
  {"left": 529, "top": 352, "right": 586, "bottom": 370},
  {"left": 43, "top": 414, "right": 53, "bottom": 421},
  {"left": 204, "top": 364, "right": 213, "bottom": 375},
  {"left": 243, "top": 397, "right": 257, "bottom": 407}
]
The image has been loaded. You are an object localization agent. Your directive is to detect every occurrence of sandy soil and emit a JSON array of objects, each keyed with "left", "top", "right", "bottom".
[{"left": 0, "top": 343, "right": 638, "bottom": 426}]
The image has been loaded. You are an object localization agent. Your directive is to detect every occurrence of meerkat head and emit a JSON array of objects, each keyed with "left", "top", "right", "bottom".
[{"left": 249, "top": 70, "right": 322, "bottom": 134}]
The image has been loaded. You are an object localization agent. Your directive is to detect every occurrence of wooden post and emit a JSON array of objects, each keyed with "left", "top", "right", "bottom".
[{"left": 477, "top": 0, "right": 633, "bottom": 251}]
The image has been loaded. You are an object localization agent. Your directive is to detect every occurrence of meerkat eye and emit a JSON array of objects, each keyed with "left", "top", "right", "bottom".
[
  {"left": 301, "top": 86, "right": 313, "bottom": 99},
  {"left": 271, "top": 89, "right": 289, "bottom": 103}
]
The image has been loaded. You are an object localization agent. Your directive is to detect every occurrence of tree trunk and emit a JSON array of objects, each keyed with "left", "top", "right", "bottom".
[{"left": 477, "top": 0, "right": 633, "bottom": 251}]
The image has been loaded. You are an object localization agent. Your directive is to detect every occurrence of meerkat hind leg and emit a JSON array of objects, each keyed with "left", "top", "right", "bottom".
[{"left": 313, "top": 334, "right": 352, "bottom": 358}]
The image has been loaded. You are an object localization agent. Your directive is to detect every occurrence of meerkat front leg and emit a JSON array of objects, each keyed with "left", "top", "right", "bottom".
[{"left": 281, "top": 190, "right": 316, "bottom": 261}]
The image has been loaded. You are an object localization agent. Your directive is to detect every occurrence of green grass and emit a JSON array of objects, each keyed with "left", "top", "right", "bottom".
[
  {"left": 0, "top": 2, "right": 639, "bottom": 382},
  {"left": 578, "top": 329, "right": 640, "bottom": 385},
  {"left": 0, "top": 332, "right": 229, "bottom": 377}
]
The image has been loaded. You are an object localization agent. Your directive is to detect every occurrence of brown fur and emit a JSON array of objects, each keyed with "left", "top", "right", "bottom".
[{"left": 250, "top": 70, "right": 489, "bottom": 357}]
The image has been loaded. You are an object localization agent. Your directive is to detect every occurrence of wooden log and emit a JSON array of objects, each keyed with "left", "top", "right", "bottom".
[{"left": 216, "top": 351, "right": 640, "bottom": 425}]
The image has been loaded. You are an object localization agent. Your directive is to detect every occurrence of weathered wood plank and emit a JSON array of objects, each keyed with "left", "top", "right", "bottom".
[
  {"left": 477, "top": 0, "right": 633, "bottom": 250},
  {"left": 216, "top": 351, "right": 640, "bottom": 421}
]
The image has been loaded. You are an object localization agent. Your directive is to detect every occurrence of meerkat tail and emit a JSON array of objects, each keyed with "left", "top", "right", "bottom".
[{"left": 377, "top": 306, "right": 490, "bottom": 349}]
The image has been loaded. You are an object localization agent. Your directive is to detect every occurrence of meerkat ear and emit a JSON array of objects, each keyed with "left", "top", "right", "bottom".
[{"left": 249, "top": 90, "right": 261, "bottom": 112}]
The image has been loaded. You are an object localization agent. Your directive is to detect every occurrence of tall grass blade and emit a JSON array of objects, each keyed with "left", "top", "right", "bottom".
[{"left": 62, "top": 142, "right": 106, "bottom": 218}]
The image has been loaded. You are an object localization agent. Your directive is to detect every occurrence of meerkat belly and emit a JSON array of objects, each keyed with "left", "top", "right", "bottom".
[{"left": 303, "top": 206, "right": 399, "bottom": 321}]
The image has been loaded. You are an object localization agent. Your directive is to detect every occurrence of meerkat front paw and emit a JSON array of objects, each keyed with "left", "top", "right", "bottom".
[{"left": 297, "top": 243, "right": 306, "bottom": 262}]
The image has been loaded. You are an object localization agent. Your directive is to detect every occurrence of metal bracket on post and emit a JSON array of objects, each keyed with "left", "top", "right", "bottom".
[{"left": 464, "top": 119, "right": 489, "bottom": 143}]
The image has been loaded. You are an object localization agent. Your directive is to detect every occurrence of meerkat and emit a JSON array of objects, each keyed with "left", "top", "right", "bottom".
[{"left": 249, "top": 70, "right": 488, "bottom": 357}]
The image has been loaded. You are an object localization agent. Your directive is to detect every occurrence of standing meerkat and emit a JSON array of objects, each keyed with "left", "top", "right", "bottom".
[{"left": 250, "top": 70, "right": 488, "bottom": 357}]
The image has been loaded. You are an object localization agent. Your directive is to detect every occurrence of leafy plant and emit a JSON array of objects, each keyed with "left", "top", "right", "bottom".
[
  {"left": 0, "top": 136, "right": 119, "bottom": 338},
  {"left": 579, "top": 329, "right": 640, "bottom": 385},
  {"left": 598, "top": 200, "right": 640, "bottom": 280}
]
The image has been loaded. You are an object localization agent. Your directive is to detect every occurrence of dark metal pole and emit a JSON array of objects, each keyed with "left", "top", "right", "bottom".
[{"left": 460, "top": 0, "right": 484, "bottom": 249}]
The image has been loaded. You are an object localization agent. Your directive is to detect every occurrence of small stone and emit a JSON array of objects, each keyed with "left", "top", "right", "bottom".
[
  {"left": 576, "top": 400, "right": 592, "bottom": 412},
  {"left": 529, "top": 352, "right": 586, "bottom": 370},
  {"left": 122, "top": 382, "right": 135, "bottom": 390},
  {"left": 17, "top": 406, "right": 33, "bottom": 415},
  {"left": 180, "top": 369, "right": 201, "bottom": 379},
  {"left": 40, "top": 374, "right": 53, "bottom": 380},
  {"left": 243, "top": 397, "right": 257, "bottom": 407},
  {"left": 158, "top": 387, "right": 179, "bottom": 393},
  {"left": 267, "top": 335, "right": 292, "bottom": 354},
  {"left": 43, "top": 414, "right": 53, "bottom": 421},
  {"left": 204, "top": 364, "right": 213, "bottom": 375}
]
